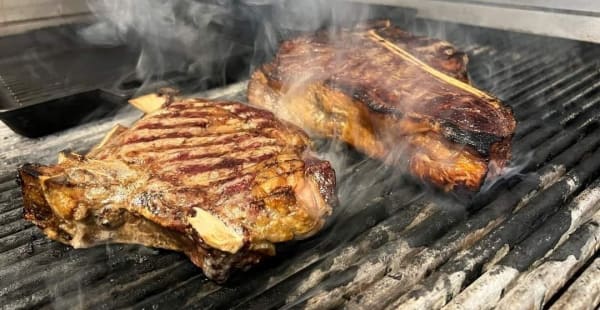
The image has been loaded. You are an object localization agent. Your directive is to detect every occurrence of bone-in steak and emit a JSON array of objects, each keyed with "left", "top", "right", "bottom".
[
  {"left": 248, "top": 21, "right": 516, "bottom": 191},
  {"left": 18, "top": 98, "right": 336, "bottom": 282}
]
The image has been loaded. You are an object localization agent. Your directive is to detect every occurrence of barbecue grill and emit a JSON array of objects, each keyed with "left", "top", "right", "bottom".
[{"left": 2, "top": 1, "right": 600, "bottom": 309}]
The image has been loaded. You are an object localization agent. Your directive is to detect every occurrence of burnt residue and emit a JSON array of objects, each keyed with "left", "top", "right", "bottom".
[
  {"left": 342, "top": 83, "right": 403, "bottom": 116},
  {"left": 353, "top": 132, "right": 600, "bottom": 308},
  {"left": 546, "top": 221, "right": 600, "bottom": 263},
  {"left": 391, "top": 146, "right": 600, "bottom": 306},
  {"left": 489, "top": 194, "right": 575, "bottom": 274},
  {"left": 506, "top": 217, "right": 593, "bottom": 273},
  {"left": 439, "top": 121, "right": 503, "bottom": 157}
]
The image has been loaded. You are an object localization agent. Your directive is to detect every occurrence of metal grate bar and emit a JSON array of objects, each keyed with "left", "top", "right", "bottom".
[
  {"left": 381, "top": 146, "right": 600, "bottom": 309},
  {"left": 272, "top": 127, "right": 600, "bottom": 309},
  {"left": 470, "top": 47, "right": 574, "bottom": 92},
  {"left": 549, "top": 256, "right": 600, "bottom": 310},
  {"left": 493, "top": 209, "right": 600, "bottom": 309},
  {"left": 444, "top": 178, "right": 600, "bottom": 309}
]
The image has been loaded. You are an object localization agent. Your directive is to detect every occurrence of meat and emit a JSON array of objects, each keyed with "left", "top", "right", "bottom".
[
  {"left": 18, "top": 98, "right": 336, "bottom": 282},
  {"left": 248, "top": 20, "right": 516, "bottom": 191}
]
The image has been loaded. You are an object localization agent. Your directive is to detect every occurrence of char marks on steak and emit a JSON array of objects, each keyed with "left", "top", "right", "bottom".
[
  {"left": 18, "top": 99, "right": 336, "bottom": 282},
  {"left": 248, "top": 20, "right": 516, "bottom": 191}
]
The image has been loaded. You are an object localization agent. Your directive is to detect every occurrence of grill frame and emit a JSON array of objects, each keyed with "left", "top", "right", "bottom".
[{"left": 1, "top": 19, "right": 600, "bottom": 309}]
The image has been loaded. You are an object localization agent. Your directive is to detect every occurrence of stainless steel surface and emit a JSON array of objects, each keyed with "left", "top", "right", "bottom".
[
  {"left": 459, "top": 0, "right": 600, "bottom": 14},
  {"left": 349, "top": 0, "right": 600, "bottom": 43},
  {"left": 0, "top": 0, "right": 92, "bottom": 36}
]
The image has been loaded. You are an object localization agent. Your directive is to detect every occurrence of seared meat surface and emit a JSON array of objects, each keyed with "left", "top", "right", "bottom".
[
  {"left": 18, "top": 99, "right": 336, "bottom": 282},
  {"left": 248, "top": 21, "right": 516, "bottom": 191}
]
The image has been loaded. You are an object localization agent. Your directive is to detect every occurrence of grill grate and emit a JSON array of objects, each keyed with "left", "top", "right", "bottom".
[
  {"left": 0, "top": 47, "right": 136, "bottom": 107},
  {"left": 2, "top": 22, "right": 600, "bottom": 309}
]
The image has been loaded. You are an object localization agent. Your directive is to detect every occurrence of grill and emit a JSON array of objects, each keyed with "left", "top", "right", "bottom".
[
  {"left": 2, "top": 18, "right": 600, "bottom": 309},
  {"left": 0, "top": 24, "right": 139, "bottom": 137}
]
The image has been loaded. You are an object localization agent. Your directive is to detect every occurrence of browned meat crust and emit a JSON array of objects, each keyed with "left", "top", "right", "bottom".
[
  {"left": 18, "top": 99, "right": 336, "bottom": 282},
  {"left": 248, "top": 20, "right": 516, "bottom": 191}
]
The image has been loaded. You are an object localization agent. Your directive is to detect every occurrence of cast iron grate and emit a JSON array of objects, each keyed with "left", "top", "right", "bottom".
[{"left": 1, "top": 21, "right": 600, "bottom": 309}]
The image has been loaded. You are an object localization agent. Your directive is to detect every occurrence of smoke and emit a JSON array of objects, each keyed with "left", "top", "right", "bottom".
[
  {"left": 81, "top": 0, "right": 251, "bottom": 93},
  {"left": 79, "top": 1, "right": 410, "bottom": 91},
  {"left": 78, "top": 0, "right": 527, "bottom": 209},
  {"left": 246, "top": 1, "right": 421, "bottom": 213},
  {"left": 11, "top": 2, "right": 592, "bottom": 308},
  {"left": 79, "top": 0, "right": 409, "bottom": 197},
  {"left": 246, "top": 1, "right": 412, "bottom": 68},
  {"left": 481, "top": 150, "right": 534, "bottom": 192}
]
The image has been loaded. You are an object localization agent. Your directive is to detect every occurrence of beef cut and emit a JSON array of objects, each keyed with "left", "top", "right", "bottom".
[
  {"left": 248, "top": 21, "right": 516, "bottom": 191},
  {"left": 18, "top": 97, "right": 336, "bottom": 282}
]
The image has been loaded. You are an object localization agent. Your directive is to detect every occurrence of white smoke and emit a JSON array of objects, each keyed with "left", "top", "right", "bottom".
[
  {"left": 79, "top": 0, "right": 510, "bottom": 200},
  {"left": 81, "top": 0, "right": 246, "bottom": 92}
]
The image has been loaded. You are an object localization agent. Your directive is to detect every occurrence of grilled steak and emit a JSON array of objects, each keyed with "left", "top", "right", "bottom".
[
  {"left": 248, "top": 21, "right": 516, "bottom": 191},
  {"left": 18, "top": 98, "right": 336, "bottom": 282}
]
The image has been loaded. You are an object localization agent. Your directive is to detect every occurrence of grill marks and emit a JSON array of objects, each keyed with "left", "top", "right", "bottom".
[
  {"left": 178, "top": 157, "right": 300, "bottom": 189},
  {"left": 116, "top": 132, "right": 257, "bottom": 157},
  {"left": 248, "top": 22, "right": 516, "bottom": 191},
  {"left": 17, "top": 98, "right": 335, "bottom": 282},
  {"left": 156, "top": 139, "right": 279, "bottom": 163},
  {"left": 192, "top": 156, "right": 303, "bottom": 197},
  {"left": 161, "top": 149, "right": 282, "bottom": 186},
  {"left": 93, "top": 100, "right": 307, "bottom": 192},
  {"left": 136, "top": 118, "right": 210, "bottom": 130},
  {"left": 124, "top": 109, "right": 269, "bottom": 145}
]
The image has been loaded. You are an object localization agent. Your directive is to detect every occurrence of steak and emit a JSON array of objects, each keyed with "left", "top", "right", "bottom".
[
  {"left": 248, "top": 21, "right": 516, "bottom": 191},
  {"left": 18, "top": 98, "right": 336, "bottom": 282}
]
